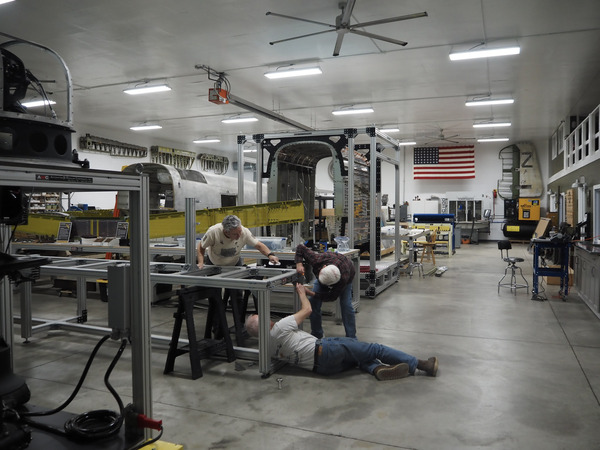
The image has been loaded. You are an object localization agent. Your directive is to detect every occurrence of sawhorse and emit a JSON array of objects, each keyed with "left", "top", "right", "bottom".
[{"left": 164, "top": 285, "right": 236, "bottom": 379}]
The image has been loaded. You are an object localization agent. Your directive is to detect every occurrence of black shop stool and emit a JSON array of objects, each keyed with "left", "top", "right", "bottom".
[
  {"left": 497, "top": 240, "right": 529, "bottom": 295},
  {"left": 164, "top": 285, "right": 236, "bottom": 379}
]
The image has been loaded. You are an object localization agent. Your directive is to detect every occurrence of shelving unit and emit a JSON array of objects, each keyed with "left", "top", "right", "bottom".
[{"left": 29, "top": 192, "right": 62, "bottom": 213}]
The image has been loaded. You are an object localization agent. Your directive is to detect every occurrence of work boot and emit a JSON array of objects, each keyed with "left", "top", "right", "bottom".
[
  {"left": 373, "top": 363, "right": 409, "bottom": 381},
  {"left": 417, "top": 357, "right": 438, "bottom": 377}
]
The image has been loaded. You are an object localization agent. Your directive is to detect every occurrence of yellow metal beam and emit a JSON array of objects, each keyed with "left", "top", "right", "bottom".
[
  {"left": 17, "top": 214, "right": 67, "bottom": 237},
  {"left": 149, "top": 200, "right": 304, "bottom": 239},
  {"left": 16, "top": 201, "right": 304, "bottom": 240}
]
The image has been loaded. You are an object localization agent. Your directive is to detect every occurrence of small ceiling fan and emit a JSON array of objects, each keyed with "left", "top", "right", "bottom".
[{"left": 266, "top": 0, "right": 428, "bottom": 57}]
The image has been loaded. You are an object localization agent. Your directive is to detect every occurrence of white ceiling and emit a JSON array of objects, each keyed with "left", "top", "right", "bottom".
[{"left": 2, "top": 0, "right": 600, "bottom": 156}]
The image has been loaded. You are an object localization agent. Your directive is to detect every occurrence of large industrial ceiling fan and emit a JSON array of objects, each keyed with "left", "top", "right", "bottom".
[
  {"left": 267, "top": 0, "right": 427, "bottom": 56},
  {"left": 420, "top": 128, "right": 477, "bottom": 146}
]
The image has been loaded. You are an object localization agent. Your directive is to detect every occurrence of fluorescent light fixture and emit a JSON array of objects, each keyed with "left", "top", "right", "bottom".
[
  {"left": 477, "top": 137, "right": 509, "bottom": 142},
  {"left": 450, "top": 45, "right": 520, "bottom": 61},
  {"left": 124, "top": 84, "right": 171, "bottom": 95},
  {"left": 264, "top": 66, "right": 322, "bottom": 79},
  {"left": 243, "top": 149, "right": 257, "bottom": 153},
  {"left": 332, "top": 107, "right": 374, "bottom": 116},
  {"left": 398, "top": 141, "right": 417, "bottom": 146},
  {"left": 130, "top": 124, "right": 162, "bottom": 131},
  {"left": 0, "top": 0, "right": 16, "bottom": 4},
  {"left": 380, "top": 128, "right": 400, "bottom": 133},
  {"left": 193, "top": 138, "right": 220, "bottom": 144},
  {"left": 466, "top": 98, "right": 514, "bottom": 106},
  {"left": 21, "top": 99, "right": 56, "bottom": 108},
  {"left": 473, "top": 122, "right": 511, "bottom": 128},
  {"left": 221, "top": 117, "right": 258, "bottom": 124}
]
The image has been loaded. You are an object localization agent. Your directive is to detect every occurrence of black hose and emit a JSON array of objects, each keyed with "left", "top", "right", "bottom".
[
  {"left": 23, "top": 335, "right": 111, "bottom": 418},
  {"left": 23, "top": 335, "right": 129, "bottom": 441}
]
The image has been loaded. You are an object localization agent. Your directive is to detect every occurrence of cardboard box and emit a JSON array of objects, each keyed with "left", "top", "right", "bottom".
[
  {"left": 315, "top": 208, "right": 335, "bottom": 217},
  {"left": 544, "top": 265, "right": 574, "bottom": 286}
]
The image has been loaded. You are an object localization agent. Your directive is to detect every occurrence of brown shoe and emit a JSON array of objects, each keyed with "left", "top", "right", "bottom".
[
  {"left": 417, "top": 357, "right": 438, "bottom": 377},
  {"left": 373, "top": 363, "right": 410, "bottom": 381}
]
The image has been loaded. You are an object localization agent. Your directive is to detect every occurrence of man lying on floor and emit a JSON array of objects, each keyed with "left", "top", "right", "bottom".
[{"left": 244, "top": 283, "right": 438, "bottom": 381}]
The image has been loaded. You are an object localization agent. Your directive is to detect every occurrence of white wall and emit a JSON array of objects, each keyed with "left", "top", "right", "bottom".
[
  {"left": 377, "top": 141, "right": 549, "bottom": 240},
  {"left": 66, "top": 120, "right": 552, "bottom": 243},
  {"left": 66, "top": 121, "right": 240, "bottom": 210}
]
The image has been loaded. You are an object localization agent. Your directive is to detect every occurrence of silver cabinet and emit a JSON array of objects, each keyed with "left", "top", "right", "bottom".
[{"left": 449, "top": 200, "right": 482, "bottom": 222}]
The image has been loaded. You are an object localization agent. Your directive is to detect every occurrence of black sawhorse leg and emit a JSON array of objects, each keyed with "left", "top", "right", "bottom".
[
  {"left": 164, "top": 286, "right": 236, "bottom": 379},
  {"left": 222, "top": 288, "right": 260, "bottom": 346}
]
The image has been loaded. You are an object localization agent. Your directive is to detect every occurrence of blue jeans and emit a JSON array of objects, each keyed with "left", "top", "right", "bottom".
[
  {"left": 314, "top": 337, "right": 418, "bottom": 376},
  {"left": 309, "top": 280, "right": 356, "bottom": 339}
]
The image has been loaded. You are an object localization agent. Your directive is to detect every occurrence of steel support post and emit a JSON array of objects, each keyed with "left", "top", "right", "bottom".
[
  {"left": 0, "top": 224, "right": 13, "bottom": 366},
  {"left": 76, "top": 275, "right": 87, "bottom": 318},
  {"left": 256, "top": 289, "right": 271, "bottom": 376},
  {"left": 369, "top": 131, "right": 378, "bottom": 271},
  {"left": 185, "top": 198, "right": 196, "bottom": 267},
  {"left": 237, "top": 136, "right": 245, "bottom": 207},
  {"left": 348, "top": 134, "right": 355, "bottom": 248},
  {"left": 129, "top": 174, "right": 153, "bottom": 437},
  {"left": 19, "top": 281, "right": 33, "bottom": 341},
  {"left": 394, "top": 145, "right": 401, "bottom": 256}
]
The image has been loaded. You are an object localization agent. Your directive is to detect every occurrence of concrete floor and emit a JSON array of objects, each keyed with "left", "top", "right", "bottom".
[{"left": 10, "top": 241, "right": 600, "bottom": 449}]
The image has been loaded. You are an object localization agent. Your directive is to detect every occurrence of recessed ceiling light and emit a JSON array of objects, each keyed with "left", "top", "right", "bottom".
[
  {"left": 222, "top": 117, "right": 258, "bottom": 124},
  {"left": 450, "top": 45, "right": 520, "bottom": 61},
  {"left": 473, "top": 122, "right": 511, "bottom": 128},
  {"left": 193, "top": 138, "right": 220, "bottom": 144},
  {"left": 130, "top": 124, "right": 162, "bottom": 131},
  {"left": 124, "top": 84, "right": 171, "bottom": 95},
  {"left": 264, "top": 66, "right": 322, "bottom": 79},
  {"left": 332, "top": 107, "right": 374, "bottom": 116},
  {"left": 466, "top": 98, "right": 514, "bottom": 106},
  {"left": 22, "top": 99, "right": 56, "bottom": 108},
  {"left": 477, "top": 137, "right": 509, "bottom": 142}
]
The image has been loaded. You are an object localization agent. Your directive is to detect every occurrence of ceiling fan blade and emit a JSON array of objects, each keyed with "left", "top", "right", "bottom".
[
  {"left": 333, "top": 32, "right": 345, "bottom": 56},
  {"left": 270, "top": 29, "right": 335, "bottom": 46},
  {"left": 349, "top": 29, "right": 407, "bottom": 46},
  {"left": 352, "top": 12, "right": 428, "bottom": 29},
  {"left": 339, "top": 0, "right": 357, "bottom": 27},
  {"left": 266, "top": 11, "right": 335, "bottom": 29}
]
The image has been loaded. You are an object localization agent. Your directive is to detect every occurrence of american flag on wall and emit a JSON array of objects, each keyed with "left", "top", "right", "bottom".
[{"left": 413, "top": 146, "right": 475, "bottom": 179}]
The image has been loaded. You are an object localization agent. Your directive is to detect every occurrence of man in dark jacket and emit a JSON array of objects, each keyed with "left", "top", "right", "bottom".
[{"left": 294, "top": 244, "right": 356, "bottom": 339}]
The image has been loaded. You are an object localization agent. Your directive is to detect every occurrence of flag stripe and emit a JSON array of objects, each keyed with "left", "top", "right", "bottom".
[{"left": 413, "top": 146, "right": 475, "bottom": 179}]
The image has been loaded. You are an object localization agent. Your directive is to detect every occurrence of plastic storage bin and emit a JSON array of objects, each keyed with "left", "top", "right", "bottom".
[{"left": 245, "top": 237, "right": 286, "bottom": 251}]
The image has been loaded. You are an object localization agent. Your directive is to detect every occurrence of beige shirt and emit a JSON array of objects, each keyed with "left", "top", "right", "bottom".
[{"left": 199, "top": 223, "right": 259, "bottom": 266}]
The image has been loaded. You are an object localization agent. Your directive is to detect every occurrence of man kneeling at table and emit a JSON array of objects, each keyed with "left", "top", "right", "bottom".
[{"left": 244, "top": 283, "right": 438, "bottom": 380}]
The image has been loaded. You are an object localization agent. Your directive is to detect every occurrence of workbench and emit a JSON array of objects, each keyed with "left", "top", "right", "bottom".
[
  {"left": 15, "top": 257, "right": 298, "bottom": 377},
  {"left": 531, "top": 238, "right": 571, "bottom": 300}
]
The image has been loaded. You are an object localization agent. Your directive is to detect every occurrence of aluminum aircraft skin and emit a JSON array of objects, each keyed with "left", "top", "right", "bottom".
[{"left": 117, "top": 163, "right": 265, "bottom": 213}]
